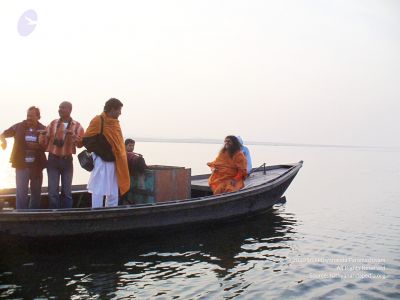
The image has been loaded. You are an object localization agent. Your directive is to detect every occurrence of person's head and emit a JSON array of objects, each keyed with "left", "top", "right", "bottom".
[
  {"left": 104, "top": 98, "right": 123, "bottom": 119},
  {"left": 125, "top": 138, "right": 135, "bottom": 152},
  {"left": 58, "top": 101, "right": 72, "bottom": 120},
  {"left": 26, "top": 106, "right": 41, "bottom": 127},
  {"left": 222, "top": 135, "right": 241, "bottom": 157}
]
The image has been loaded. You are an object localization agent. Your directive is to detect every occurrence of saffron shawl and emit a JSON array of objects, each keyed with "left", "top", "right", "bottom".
[
  {"left": 207, "top": 150, "right": 247, "bottom": 195},
  {"left": 84, "top": 113, "right": 130, "bottom": 195}
]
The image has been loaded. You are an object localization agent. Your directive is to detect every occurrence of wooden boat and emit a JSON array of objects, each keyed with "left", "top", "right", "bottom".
[{"left": 0, "top": 161, "right": 303, "bottom": 239}]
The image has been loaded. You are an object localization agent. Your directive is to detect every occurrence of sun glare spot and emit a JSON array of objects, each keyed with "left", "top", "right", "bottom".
[{"left": 0, "top": 141, "right": 15, "bottom": 189}]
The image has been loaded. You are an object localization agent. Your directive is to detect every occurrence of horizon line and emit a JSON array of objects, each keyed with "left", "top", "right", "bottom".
[{"left": 131, "top": 137, "right": 400, "bottom": 150}]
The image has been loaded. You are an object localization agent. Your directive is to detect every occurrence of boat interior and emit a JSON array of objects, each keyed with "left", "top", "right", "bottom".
[{"left": 0, "top": 164, "right": 293, "bottom": 211}]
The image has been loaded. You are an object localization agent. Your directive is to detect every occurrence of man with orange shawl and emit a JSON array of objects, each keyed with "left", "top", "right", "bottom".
[
  {"left": 207, "top": 135, "right": 247, "bottom": 195},
  {"left": 83, "top": 98, "right": 130, "bottom": 207}
]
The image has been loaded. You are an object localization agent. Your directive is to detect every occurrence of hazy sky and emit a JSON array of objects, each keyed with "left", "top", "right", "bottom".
[{"left": 1, "top": 0, "right": 399, "bottom": 147}]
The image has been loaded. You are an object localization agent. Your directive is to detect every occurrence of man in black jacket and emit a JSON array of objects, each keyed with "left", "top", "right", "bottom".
[{"left": 0, "top": 106, "right": 47, "bottom": 209}]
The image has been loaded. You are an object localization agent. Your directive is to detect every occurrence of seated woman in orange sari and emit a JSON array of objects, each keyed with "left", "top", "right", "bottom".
[{"left": 207, "top": 135, "right": 247, "bottom": 195}]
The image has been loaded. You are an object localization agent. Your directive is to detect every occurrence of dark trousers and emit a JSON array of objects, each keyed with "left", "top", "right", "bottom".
[
  {"left": 47, "top": 153, "right": 73, "bottom": 209},
  {"left": 15, "top": 168, "right": 43, "bottom": 209}
]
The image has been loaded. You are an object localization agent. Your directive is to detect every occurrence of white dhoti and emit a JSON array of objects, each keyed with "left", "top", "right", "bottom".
[{"left": 87, "top": 154, "right": 119, "bottom": 208}]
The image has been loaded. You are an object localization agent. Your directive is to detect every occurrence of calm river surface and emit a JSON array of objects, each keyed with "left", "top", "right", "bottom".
[{"left": 0, "top": 142, "right": 399, "bottom": 299}]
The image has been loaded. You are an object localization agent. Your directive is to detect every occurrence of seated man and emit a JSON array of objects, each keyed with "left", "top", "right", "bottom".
[
  {"left": 207, "top": 135, "right": 247, "bottom": 195},
  {"left": 122, "top": 138, "right": 147, "bottom": 205},
  {"left": 125, "top": 138, "right": 147, "bottom": 176}
]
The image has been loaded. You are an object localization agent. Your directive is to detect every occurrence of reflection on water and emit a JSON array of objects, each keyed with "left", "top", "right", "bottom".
[{"left": 0, "top": 207, "right": 297, "bottom": 299}]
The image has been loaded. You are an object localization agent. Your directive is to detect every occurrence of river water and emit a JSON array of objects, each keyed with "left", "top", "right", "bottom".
[{"left": 0, "top": 142, "right": 399, "bottom": 299}]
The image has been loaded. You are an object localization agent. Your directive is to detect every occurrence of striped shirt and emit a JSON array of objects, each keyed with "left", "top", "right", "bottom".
[{"left": 41, "top": 118, "right": 85, "bottom": 156}]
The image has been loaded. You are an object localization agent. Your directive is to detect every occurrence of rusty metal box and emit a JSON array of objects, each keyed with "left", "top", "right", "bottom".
[{"left": 126, "top": 165, "right": 191, "bottom": 204}]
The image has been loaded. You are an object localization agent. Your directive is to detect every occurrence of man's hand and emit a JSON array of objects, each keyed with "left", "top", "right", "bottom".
[
  {"left": 73, "top": 134, "right": 82, "bottom": 144},
  {"left": 37, "top": 129, "right": 47, "bottom": 135},
  {"left": 0, "top": 135, "right": 6, "bottom": 150}
]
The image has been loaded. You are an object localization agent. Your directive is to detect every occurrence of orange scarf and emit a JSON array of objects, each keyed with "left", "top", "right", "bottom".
[{"left": 84, "top": 112, "right": 130, "bottom": 195}]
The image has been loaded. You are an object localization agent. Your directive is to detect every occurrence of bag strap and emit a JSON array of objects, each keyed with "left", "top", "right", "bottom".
[{"left": 100, "top": 116, "right": 104, "bottom": 134}]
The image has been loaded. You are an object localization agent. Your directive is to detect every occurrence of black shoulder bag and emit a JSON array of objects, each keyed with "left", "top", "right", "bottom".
[
  {"left": 78, "top": 149, "right": 95, "bottom": 171},
  {"left": 81, "top": 116, "right": 115, "bottom": 164}
]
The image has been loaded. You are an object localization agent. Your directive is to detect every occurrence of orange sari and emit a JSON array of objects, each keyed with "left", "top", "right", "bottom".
[
  {"left": 84, "top": 113, "right": 130, "bottom": 195},
  {"left": 207, "top": 150, "right": 247, "bottom": 195}
]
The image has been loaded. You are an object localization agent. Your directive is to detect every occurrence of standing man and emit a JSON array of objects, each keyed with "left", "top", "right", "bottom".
[
  {"left": 0, "top": 106, "right": 47, "bottom": 209},
  {"left": 40, "top": 101, "right": 85, "bottom": 208},
  {"left": 84, "top": 98, "right": 130, "bottom": 208}
]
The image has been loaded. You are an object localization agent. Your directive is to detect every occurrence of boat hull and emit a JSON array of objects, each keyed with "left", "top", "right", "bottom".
[{"left": 0, "top": 162, "right": 302, "bottom": 239}]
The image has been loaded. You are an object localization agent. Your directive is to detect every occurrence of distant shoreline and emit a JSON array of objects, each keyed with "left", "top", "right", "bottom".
[{"left": 132, "top": 138, "right": 400, "bottom": 151}]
